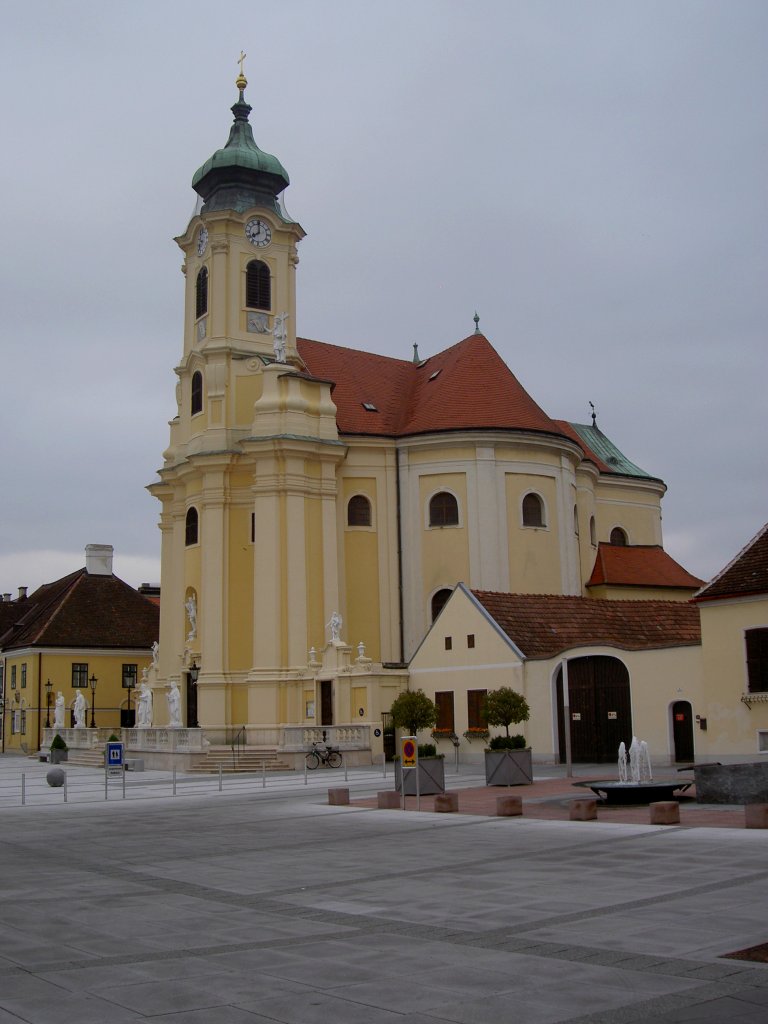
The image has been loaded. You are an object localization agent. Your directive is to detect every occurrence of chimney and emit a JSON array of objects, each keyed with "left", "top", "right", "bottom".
[
  {"left": 18, "top": 586, "right": 27, "bottom": 600},
  {"left": 85, "top": 544, "right": 114, "bottom": 576},
  {"left": 3, "top": 593, "right": 10, "bottom": 602}
]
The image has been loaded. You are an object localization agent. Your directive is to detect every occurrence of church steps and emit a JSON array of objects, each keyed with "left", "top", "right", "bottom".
[{"left": 188, "top": 747, "right": 292, "bottom": 773}]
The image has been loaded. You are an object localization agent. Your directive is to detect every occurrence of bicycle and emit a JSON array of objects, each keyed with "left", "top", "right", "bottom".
[{"left": 305, "top": 742, "right": 343, "bottom": 769}]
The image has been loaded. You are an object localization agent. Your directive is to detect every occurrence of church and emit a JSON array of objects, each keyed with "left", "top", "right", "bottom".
[{"left": 148, "top": 69, "right": 703, "bottom": 766}]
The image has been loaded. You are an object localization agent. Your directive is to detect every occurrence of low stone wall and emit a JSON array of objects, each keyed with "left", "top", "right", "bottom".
[{"left": 695, "top": 762, "right": 768, "bottom": 804}]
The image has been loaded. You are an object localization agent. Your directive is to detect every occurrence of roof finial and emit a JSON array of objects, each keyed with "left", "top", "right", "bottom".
[
  {"left": 473, "top": 311, "right": 480, "bottom": 334},
  {"left": 589, "top": 400, "right": 597, "bottom": 428},
  {"left": 412, "top": 342, "right": 420, "bottom": 364},
  {"left": 236, "top": 50, "right": 248, "bottom": 94}
]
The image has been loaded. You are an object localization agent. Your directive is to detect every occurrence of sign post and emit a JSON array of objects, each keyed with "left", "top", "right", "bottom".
[
  {"left": 105, "top": 741, "right": 124, "bottom": 784},
  {"left": 401, "top": 735, "right": 419, "bottom": 811}
]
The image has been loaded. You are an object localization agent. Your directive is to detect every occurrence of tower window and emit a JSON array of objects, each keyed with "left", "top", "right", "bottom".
[
  {"left": 191, "top": 371, "right": 203, "bottom": 416},
  {"left": 429, "top": 491, "right": 459, "bottom": 527},
  {"left": 195, "top": 267, "right": 208, "bottom": 319},
  {"left": 610, "top": 527, "right": 628, "bottom": 546},
  {"left": 590, "top": 516, "right": 597, "bottom": 546},
  {"left": 185, "top": 507, "right": 199, "bottom": 546},
  {"left": 347, "top": 495, "right": 372, "bottom": 527},
  {"left": 522, "top": 492, "right": 545, "bottom": 528},
  {"left": 746, "top": 628, "right": 768, "bottom": 693},
  {"left": 246, "top": 260, "right": 271, "bottom": 311}
]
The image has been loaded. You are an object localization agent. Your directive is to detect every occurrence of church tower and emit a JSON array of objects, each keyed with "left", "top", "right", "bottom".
[{"left": 149, "top": 65, "right": 346, "bottom": 739}]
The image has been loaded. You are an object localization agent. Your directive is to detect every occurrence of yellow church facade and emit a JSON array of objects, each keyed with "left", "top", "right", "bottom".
[{"left": 148, "top": 73, "right": 697, "bottom": 762}]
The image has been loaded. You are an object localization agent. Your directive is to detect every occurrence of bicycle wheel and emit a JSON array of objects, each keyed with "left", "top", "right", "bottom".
[
  {"left": 305, "top": 752, "right": 320, "bottom": 770},
  {"left": 327, "top": 750, "right": 343, "bottom": 768}
]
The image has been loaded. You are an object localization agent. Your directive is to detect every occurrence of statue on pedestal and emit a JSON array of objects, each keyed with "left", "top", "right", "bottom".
[
  {"left": 73, "top": 691, "right": 88, "bottom": 728},
  {"left": 136, "top": 676, "right": 153, "bottom": 728},
  {"left": 326, "top": 611, "right": 342, "bottom": 643},
  {"left": 167, "top": 680, "right": 182, "bottom": 728},
  {"left": 53, "top": 692, "right": 65, "bottom": 729}
]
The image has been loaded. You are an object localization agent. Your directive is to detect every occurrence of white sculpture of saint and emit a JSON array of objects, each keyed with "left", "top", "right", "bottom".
[
  {"left": 326, "top": 611, "right": 342, "bottom": 642},
  {"left": 136, "top": 680, "right": 153, "bottom": 728},
  {"left": 73, "top": 691, "right": 88, "bottom": 728},
  {"left": 53, "top": 691, "right": 65, "bottom": 729},
  {"left": 185, "top": 594, "right": 197, "bottom": 641},
  {"left": 151, "top": 640, "right": 160, "bottom": 670},
  {"left": 272, "top": 311, "right": 289, "bottom": 363},
  {"left": 167, "top": 680, "right": 182, "bottom": 728}
]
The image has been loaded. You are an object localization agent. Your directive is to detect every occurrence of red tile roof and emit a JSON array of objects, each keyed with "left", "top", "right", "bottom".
[
  {"left": 297, "top": 333, "right": 565, "bottom": 439},
  {"left": 0, "top": 569, "right": 159, "bottom": 651},
  {"left": 587, "top": 544, "right": 704, "bottom": 590},
  {"left": 695, "top": 521, "right": 768, "bottom": 602},
  {"left": 470, "top": 589, "right": 701, "bottom": 659}
]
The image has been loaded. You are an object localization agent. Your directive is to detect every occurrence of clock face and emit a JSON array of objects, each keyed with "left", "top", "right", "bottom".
[
  {"left": 245, "top": 218, "right": 272, "bottom": 247},
  {"left": 197, "top": 226, "right": 208, "bottom": 256}
]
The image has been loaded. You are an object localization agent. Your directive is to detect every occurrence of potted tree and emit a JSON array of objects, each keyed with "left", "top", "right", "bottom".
[
  {"left": 50, "top": 733, "right": 69, "bottom": 764},
  {"left": 390, "top": 689, "right": 445, "bottom": 795},
  {"left": 483, "top": 687, "right": 532, "bottom": 786}
]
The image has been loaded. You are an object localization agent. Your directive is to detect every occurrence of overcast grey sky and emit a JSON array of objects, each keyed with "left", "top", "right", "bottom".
[{"left": 1, "top": 0, "right": 766, "bottom": 595}]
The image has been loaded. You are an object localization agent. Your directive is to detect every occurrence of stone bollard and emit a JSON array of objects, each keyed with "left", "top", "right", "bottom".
[
  {"left": 434, "top": 792, "right": 459, "bottom": 813},
  {"left": 327, "top": 787, "right": 350, "bottom": 806},
  {"left": 377, "top": 791, "right": 401, "bottom": 809},
  {"left": 569, "top": 798, "right": 597, "bottom": 821},
  {"left": 650, "top": 801, "right": 680, "bottom": 825},
  {"left": 496, "top": 795, "right": 523, "bottom": 817},
  {"left": 46, "top": 768, "right": 65, "bottom": 788},
  {"left": 745, "top": 804, "right": 768, "bottom": 829}
]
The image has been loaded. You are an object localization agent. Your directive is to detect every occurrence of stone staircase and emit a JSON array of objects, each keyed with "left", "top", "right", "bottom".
[
  {"left": 188, "top": 746, "right": 292, "bottom": 774},
  {"left": 60, "top": 750, "right": 106, "bottom": 768}
]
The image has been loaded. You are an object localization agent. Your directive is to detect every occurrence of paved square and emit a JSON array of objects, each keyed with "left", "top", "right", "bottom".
[{"left": 0, "top": 762, "right": 766, "bottom": 1023}]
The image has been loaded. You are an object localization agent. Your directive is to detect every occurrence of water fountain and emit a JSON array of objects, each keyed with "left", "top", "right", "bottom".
[{"left": 574, "top": 736, "right": 692, "bottom": 804}]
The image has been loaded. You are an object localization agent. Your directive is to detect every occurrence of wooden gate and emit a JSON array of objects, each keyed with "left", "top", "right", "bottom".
[{"left": 557, "top": 656, "right": 632, "bottom": 763}]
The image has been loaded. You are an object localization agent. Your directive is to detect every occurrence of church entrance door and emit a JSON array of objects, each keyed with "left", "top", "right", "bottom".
[
  {"left": 320, "top": 680, "right": 333, "bottom": 726},
  {"left": 186, "top": 673, "right": 198, "bottom": 728},
  {"left": 556, "top": 656, "right": 632, "bottom": 763}
]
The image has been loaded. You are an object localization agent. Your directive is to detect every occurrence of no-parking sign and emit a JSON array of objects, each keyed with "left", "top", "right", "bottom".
[{"left": 401, "top": 736, "right": 417, "bottom": 768}]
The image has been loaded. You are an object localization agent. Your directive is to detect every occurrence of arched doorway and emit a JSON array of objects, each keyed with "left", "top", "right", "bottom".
[
  {"left": 672, "top": 701, "right": 694, "bottom": 763},
  {"left": 556, "top": 656, "right": 632, "bottom": 763}
]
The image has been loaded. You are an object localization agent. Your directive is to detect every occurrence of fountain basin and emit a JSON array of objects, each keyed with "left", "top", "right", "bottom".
[{"left": 574, "top": 780, "right": 692, "bottom": 805}]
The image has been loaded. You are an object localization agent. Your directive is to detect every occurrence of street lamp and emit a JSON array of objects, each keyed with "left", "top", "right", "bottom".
[
  {"left": 189, "top": 659, "right": 199, "bottom": 684},
  {"left": 45, "top": 679, "right": 53, "bottom": 729},
  {"left": 124, "top": 675, "right": 136, "bottom": 728},
  {"left": 89, "top": 674, "right": 98, "bottom": 728}
]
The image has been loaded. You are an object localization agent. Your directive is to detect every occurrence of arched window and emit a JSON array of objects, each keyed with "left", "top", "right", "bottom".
[
  {"left": 191, "top": 371, "right": 203, "bottom": 416},
  {"left": 185, "top": 507, "right": 199, "bottom": 546},
  {"left": 195, "top": 267, "right": 208, "bottom": 319},
  {"left": 522, "top": 492, "right": 545, "bottom": 528},
  {"left": 429, "top": 491, "right": 459, "bottom": 527},
  {"left": 347, "top": 495, "right": 372, "bottom": 527},
  {"left": 246, "top": 260, "right": 271, "bottom": 310},
  {"left": 589, "top": 516, "right": 597, "bottom": 546},
  {"left": 610, "top": 527, "right": 628, "bottom": 546},
  {"left": 431, "top": 588, "right": 452, "bottom": 622}
]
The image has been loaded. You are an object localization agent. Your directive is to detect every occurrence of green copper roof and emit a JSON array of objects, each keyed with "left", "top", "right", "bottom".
[
  {"left": 192, "top": 85, "right": 290, "bottom": 214},
  {"left": 569, "top": 422, "right": 653, "bottom": 479}
]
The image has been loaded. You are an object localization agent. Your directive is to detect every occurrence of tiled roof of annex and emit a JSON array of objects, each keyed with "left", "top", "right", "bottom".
[
  {"left": 470, "top": 590, "right": 701, "bottom": 660},
  {"left": 587, "top": 543, "right": 704, "bottom": 590},
  {"left": 0, "top": 569, "right": 160, "bottom": 651},
  {"left": 695, "top": 521, "right": 768, "bottom": 602}
]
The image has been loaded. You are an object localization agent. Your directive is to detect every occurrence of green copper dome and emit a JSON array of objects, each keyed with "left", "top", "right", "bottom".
[{"left": 192, "top": 82, "right": 290, "bottom": 215}]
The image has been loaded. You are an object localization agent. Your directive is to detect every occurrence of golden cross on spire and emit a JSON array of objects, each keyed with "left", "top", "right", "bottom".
[{"left": 235, "top": 50, "right": 248, "bottom": 92}]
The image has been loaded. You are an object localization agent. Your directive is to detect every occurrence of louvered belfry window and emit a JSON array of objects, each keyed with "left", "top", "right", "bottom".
[
  {"left": 522, "top": 492, "right": 544, "bottom": 527},
  {"left": 246, "top": 260, "right": 271, "bottom": 310},
  {"left": 185, "top": 507, "right": 199, "bottom": 546},
  {"left": 196, "top": 267, "right": 208, "bottom": 318}
]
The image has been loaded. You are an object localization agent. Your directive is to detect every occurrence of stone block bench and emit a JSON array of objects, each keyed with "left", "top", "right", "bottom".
[
  {"left": 327, "top": 787, "right": 350, "bottom": 806},
  {"left": 434, "top": 792, "right": 459, "bottom": 813},
  {"left": 569, "top": 798, "right": 597, "bottom": 821},
  {"left": 650, "top": 801, "right": 680, "bottom": 825}
]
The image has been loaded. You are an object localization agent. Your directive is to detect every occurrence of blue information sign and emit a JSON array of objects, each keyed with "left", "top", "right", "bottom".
[{"left": 106, "top": 742, "right": 124, "bottom": 767}]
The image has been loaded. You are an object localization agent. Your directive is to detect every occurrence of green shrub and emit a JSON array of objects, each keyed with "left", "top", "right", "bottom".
[
  {"left": 483, "top": 687, "right": 530, "bottom": 737},
  {"left": 50, "top": 733, "right": 68, "bottom": 752},
  {"left": 389, "top": 689, "right": 438, "bottom": 737},
  {"left": 418, "top": 743, "right": 437, "bottom": 758},
  {"left": 108, "top": 734, "right": 120, "bottom": 742},
  {"left": 488, "top": 734, "right": 527, "bottom": 751}
]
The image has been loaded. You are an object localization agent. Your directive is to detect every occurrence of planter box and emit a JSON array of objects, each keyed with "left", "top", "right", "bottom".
[
  {"left": 394, "top": 757, "right": 445, "bottom": 795},
  {"left": 485, "top": 748, "right": 533, "bottom": 786},
  {"left": 50, "top": 749, "right": 68, "bottom": 764},
  {"left": 694, "top": 762, "right": 768, "bottom": 804}
]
